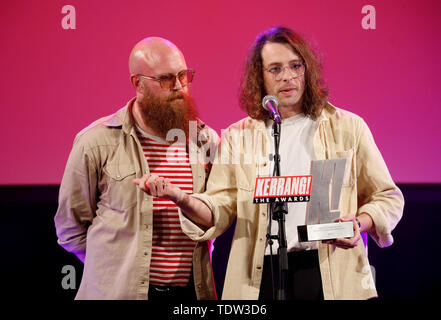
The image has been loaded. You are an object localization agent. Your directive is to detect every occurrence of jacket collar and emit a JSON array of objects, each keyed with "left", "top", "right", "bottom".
[
  {"left": 102, "top": 97, "right": 136, "bottom": 135},
  {"left": 248, "top": 101, "right": 337, "bottom": 130},
  {"left": 102, "top": 97, "right": 208, "bottom": 138},
  {"left": 316, "top": 102, "right": 337, "bottom": 123}
]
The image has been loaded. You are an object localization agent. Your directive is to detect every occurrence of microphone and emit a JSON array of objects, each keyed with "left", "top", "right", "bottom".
[{"left": 262, "top": 95, "right": 281, "bottom": 123}]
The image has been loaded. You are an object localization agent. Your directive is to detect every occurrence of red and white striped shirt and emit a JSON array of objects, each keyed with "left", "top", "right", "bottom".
[{"left": 136, "top": 127, "right": 196, "bottom": 287}]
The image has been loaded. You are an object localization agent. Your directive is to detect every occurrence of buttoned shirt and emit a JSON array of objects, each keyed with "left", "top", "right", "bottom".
[
  {"left": 179, "top": 102, "right": 404, "bottom": 300},
  {"left": 54, "top": 98, "right": 219, "bottom": 300}
]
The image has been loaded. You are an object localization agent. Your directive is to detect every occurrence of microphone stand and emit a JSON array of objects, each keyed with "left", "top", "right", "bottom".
[{"left": 267, "top": 117, "right": 289, "bottom": 300}]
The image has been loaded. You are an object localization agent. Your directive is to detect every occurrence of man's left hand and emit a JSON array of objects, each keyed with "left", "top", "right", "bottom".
[{"left": 322, "top": 213, "right": 361, "bottom": 249}]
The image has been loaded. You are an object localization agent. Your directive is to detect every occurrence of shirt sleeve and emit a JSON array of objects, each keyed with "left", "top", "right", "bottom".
[
  {"left": 355, "top": 118, "right": 404, "bottom": 247},
  {"left": 54, "top": 135, "right": 98, "bottom": 262},
  {"left": 179, "top": 128, "right": 238, "bottom": 241}
]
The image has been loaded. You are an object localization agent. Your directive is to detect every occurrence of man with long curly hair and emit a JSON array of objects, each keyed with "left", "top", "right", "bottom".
[{"left": 135, "top": 27, "right": 404, "bottom": 300}]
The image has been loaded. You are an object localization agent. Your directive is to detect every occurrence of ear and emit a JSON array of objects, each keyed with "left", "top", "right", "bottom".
[{"left": 130, "top": 74, "right": 141, "bottom": 91}]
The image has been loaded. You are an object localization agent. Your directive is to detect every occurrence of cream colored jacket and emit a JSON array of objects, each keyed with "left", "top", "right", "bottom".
[
  {"left": 55, "top": 99, "right": 218, "bottom": 300},
  {"left": 179, "top": 103, "right": 404, "bottom": 300}
]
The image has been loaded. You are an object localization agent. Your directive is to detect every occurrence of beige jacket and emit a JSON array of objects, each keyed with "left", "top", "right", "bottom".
[
  {"left": 179, "top": 103, "right": 404, "bottom": 300},
  {"left": 54, "top": 98, "right": 218, "bottom": 300}
]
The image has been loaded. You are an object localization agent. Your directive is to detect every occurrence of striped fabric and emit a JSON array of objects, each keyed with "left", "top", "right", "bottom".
[{"left": 136, "top": 127, "right": 196, "bottom": 287}]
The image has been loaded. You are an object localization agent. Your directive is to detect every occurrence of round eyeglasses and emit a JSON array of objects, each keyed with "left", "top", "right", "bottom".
[
  {"left": 263, "top": 62, "right": 305, "bottom": 81},
  {"left": 137, "top": 69, "right": 195, "bottom": 90}
]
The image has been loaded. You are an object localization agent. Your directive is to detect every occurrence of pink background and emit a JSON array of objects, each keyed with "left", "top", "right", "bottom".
[{"left": 1, "top": 0, "right": 440, "bottom": 185}]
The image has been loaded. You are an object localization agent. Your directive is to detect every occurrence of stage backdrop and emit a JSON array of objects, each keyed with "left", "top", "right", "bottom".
[{"left": 1, "top": 0, "right": 440, "bottom": 185}]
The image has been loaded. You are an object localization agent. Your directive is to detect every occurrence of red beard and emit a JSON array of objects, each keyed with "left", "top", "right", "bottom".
[{"left": 137, "top": 90, "right": 199, "bottom": 142}]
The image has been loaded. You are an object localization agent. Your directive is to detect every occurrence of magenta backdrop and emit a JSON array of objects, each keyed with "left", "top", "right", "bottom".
[{"left": 1, "top": 0, "right": 440, "bottom": 185}]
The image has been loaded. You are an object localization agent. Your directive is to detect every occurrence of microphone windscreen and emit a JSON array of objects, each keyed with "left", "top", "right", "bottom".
[{"left": 262, "top": 95, "right": 279, "bottom": 111}]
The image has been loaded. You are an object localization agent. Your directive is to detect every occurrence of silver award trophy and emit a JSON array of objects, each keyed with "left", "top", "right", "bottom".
[{"left": 297, "top": 158, "right": 354, "bottom": 242}]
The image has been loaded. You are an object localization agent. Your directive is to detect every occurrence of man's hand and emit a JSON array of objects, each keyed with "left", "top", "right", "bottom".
[
  {"left": 133, "top": 174, "right": 185, "bottom": 204},
  {"left": 322, "top": 213, "right": 361, "bottom": 249},
  {"left": 134, "top": 173, "right": 214, "bottom": 228}
]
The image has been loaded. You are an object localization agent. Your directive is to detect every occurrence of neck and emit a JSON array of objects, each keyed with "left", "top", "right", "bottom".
[
  {"left": 279, "top": 103, "right": 302, "bottom": 119},
  {"left": 131, "top": 99, "right": 159, "bottom": 137}
]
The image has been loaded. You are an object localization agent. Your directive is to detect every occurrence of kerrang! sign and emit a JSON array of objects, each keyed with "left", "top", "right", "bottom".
[{"left": 253, "top": 175, "right": 312, "bottom": 204}]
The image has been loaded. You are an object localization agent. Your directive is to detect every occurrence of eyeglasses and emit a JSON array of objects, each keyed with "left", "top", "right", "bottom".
[
  {"left": 263, "top": 62, "right": 305, "bottom": 81},
  {"left": 137, "top": 69, "right": 195, "bottom": 90}
]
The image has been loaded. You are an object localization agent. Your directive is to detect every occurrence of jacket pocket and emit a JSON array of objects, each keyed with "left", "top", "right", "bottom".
[
  {"left": 104, "top": 163, "right": 135, "bottom": 181},
  {"left": 236, "top": 164, "right": 256, "bottom": 192},
  {"left": 101, "top": 163, "right": 137, "bottom": 211}
]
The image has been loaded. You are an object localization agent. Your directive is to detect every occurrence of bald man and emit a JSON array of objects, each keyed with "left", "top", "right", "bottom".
[{"left": 54, "top": 37, "right": 219, "bottom": 300}]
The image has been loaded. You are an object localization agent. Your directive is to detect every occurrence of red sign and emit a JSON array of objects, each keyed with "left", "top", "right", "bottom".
[{"left": 253, "top": 175, "right": 312, "bottom": 204}]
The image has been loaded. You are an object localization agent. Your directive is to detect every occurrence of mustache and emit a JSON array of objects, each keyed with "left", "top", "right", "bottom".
[{"left": 167, "top": 91, "right": 185, "bottom": 101}]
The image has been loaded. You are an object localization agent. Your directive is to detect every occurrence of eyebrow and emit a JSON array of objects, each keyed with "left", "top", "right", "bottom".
[
  {"left": 266, "top": 59, "right": 303, "bottom": 67},
  {"left": 156, "top": 73, "right": 174, "bottom": 78},
  {"left": 156, "top": 70, "right": 187, "bottom": 78}
]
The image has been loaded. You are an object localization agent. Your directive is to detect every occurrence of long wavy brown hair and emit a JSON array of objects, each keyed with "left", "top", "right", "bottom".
[{"left": 239, "top": 26, "right": 329, "bottom": 120}]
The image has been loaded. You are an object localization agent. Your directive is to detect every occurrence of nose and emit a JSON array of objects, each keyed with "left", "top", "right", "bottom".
[
  {"left": 280, "top": 66, "right": 295, "bottom": 81},
  {"left": 172, "top": 76, "right": 184, "bottom": 91}
]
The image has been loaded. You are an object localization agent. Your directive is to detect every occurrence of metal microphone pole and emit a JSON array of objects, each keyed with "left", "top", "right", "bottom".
[{"left": 269, "top": 118, "right": 289, "bottom": 300}]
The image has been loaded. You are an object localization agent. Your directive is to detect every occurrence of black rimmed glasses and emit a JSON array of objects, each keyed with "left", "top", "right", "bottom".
[
  {"left": 263, "top": 61, "right": 305, "bottom": 81},
  {"left": 137, "top": 69, "right": 195, "bottom": 90}
]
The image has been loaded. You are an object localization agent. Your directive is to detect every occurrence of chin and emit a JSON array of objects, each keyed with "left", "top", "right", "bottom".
[
  {"left": 279, "top": 97, "right": 300, "bottom": 108},
  {"left": 169, "top": 100, "right": 185, "bottom": 110}
]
